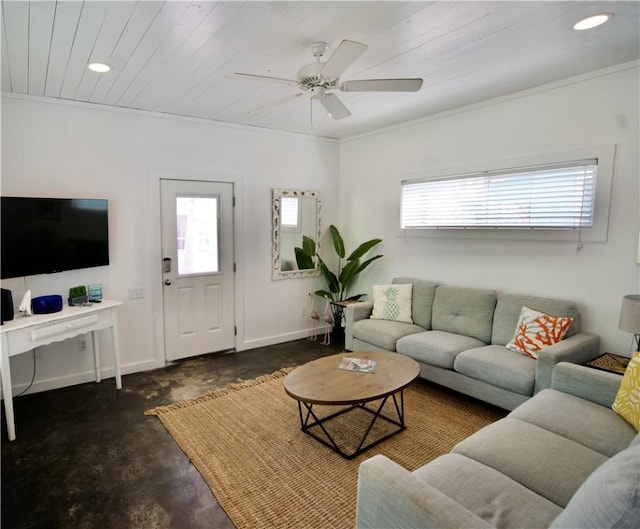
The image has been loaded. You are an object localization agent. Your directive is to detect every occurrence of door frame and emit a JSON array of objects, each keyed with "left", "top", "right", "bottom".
[{"left": 149, "top": 168, "right": 245, "bottom": 367}]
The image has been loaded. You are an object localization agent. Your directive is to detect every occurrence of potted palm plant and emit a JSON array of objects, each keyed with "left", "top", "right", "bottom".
[{"left": 302, "top": 225, "right": 382, "bottom": 342}]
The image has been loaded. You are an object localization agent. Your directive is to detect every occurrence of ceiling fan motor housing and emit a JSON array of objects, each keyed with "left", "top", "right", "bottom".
[{"left": 297, "top": 62, "right": 335, "bottom": 91}]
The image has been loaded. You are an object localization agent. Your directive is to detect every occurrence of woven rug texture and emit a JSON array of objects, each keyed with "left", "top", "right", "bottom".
[{"left": 146, "top": 368, "right": 505, "bottom": 529}]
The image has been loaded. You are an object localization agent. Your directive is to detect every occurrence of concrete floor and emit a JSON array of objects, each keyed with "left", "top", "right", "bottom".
[{"left": 1, "top": 338, "right": 342, "bottom": 529}]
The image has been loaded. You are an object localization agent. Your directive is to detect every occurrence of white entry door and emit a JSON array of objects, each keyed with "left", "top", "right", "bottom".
[{"left": 160, "top": 179, "right": 235, "bottom": 361}]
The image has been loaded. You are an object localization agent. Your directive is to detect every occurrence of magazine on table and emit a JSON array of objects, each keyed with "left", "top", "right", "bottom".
[{"left": 338, "top": 357, "right": 377, "bottom": 373}]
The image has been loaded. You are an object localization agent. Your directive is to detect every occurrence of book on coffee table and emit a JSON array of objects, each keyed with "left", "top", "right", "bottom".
[{"left": 338, "top": 357, "right": 377, "bottom": 373}]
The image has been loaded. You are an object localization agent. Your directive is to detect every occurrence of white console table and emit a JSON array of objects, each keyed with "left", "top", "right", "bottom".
[{"left": 0, "top": 299, "right": 123, "bottom": 441}]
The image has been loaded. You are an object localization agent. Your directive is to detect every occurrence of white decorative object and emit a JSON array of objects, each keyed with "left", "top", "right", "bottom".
[
  {"left": 18, "top": 289, "right": 32, "bottom": 317},
  {"left": 321, "top": 299, "right": 334, "bottom": 346},
  {"left": 308, "top": 293, "right": 319, "bottom": 341}
]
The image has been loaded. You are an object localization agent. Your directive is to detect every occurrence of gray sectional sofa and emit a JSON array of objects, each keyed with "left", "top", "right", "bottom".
[
  {"left": 345, "top": 278, "right": 600, "bottom": 410},
  {"left": 355, "top": 362, "right": 639, "bottom": 529}
]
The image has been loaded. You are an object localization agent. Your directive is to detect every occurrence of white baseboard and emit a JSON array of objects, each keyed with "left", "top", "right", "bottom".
[
  {"left": 6, "top": 329, "right": 323, "bottom": 396},
  {"left": 8, "top": 358, "right": 159, "bottom": 396},
  {"left": 237, "top": 328, "right": 316, "bottom": 351}
]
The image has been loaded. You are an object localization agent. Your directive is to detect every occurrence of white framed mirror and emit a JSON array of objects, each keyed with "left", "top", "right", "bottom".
[{"left": 272, "top": 189, "right": 321, "bottom": 280}]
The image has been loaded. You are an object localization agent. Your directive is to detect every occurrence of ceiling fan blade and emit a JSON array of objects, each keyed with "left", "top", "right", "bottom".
[
  {"left": 234, "top": 72, "right": 298, "bottom": 86},
  {"left": 340, "top": 78, "right": 423, "bottom": 92},
  {"left": 321, "top": 40, "right": 367, "bottom": 80},
  {"left": 319, "top": 93, "right": 351, "bottom": 120}
]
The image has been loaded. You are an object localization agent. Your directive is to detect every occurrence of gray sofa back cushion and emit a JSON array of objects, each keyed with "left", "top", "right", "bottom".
[
  {"left": 492, "top": 294, "right": 581, "bottom": 346},
  {"left": 392, "top": 277, "right": 438, "bottom": 330},
  {"left": 431, "top": 286, "right": 497, "bottom": 343}
]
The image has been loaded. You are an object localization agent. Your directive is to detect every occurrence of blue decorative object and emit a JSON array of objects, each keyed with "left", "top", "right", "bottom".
[{"left": 31, "top": 295, "right": 63, "bottom": 314}]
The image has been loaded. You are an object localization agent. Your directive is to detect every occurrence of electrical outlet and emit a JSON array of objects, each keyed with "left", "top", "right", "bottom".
[
  {"left": 301, "top": 306, "right": 307, "bottom": 318},
  {"left": 79, "top": 339, "right": 87, "bottom": 352},
  {"left": 128, "top": 287, "right": 145, "bottom": 300}
]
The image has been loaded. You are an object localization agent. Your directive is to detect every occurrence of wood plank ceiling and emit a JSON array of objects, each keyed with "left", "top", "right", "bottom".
[{"left": 2, "top": 1, "right": 639, "bottom": 139}]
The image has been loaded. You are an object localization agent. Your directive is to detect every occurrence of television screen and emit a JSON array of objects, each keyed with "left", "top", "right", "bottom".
[{"left": 1, "top": 197, "right": 109, "bottom": 279}]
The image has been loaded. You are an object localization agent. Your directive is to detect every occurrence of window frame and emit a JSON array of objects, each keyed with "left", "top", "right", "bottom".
[
  {"left": 280, "top": 196, "right": 301, "bottom": 232},
  {"left": 397, "top": 145, "right": 615, "bottom": 243}
]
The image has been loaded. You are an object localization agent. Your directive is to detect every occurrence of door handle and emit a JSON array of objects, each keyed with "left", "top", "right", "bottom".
[
  {"left": 163, "top": 257, "right": 172, "bottom": 273},
  {"left": 164, "top": 279, "right": 172, "bottom": 286}
]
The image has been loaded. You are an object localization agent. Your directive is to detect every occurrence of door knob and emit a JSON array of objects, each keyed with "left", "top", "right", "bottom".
[{"left": 164, "top": 279, "right": 172, "bottom": 286}]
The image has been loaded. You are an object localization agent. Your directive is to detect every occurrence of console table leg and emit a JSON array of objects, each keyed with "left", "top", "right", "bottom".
[
  {"left": 1, "top": 340, "right": 16, "bottom": 441},
  {"left": 91, "top": 331, "right": 101, "bottom": 383},
  {"left": 112, "top": 313, "right": 122, "bottom": 390}
]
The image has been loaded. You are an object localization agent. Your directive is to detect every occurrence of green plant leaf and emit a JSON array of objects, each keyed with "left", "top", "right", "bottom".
[
  {"left": 318, "top": 258, "right": 340, "bottom": 293},
  {"left": 339, "top": 259, "right": 361, "bottom": 292},
  {"left": 313, "top": 226, "right": 383, "bottom": 307},
  {"left": 347, "top": 238, "right": 382, "bottom": 262},
  {"left": 329, "top": 225, "right": 345, "bottom": 259},
  {"left": 294, "top": 247, "right": 314, "bottom": 270},
  {"left": 301, "top": 235, "right": 315, "bottom": 257},
  {"left": 345, "top": 294, "right": 365, "bottom": 302},
  {"left": 314, "top": 289, "right": 336, "bottom": 301},
  {"left": 353, "top": 254, "right": 383, "bottom": 276}
]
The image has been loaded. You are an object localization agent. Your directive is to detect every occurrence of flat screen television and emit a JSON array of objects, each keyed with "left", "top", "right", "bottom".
[{"left": 1, "top": 197, "right": 109, "bottom": 279}]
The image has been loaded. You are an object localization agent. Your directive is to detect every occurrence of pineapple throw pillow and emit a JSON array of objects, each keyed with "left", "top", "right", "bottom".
[
  {"left": 371, "top": 284, "right": 413, "bottom": 324},
  {"left": 612, "top": 351, "right": 640, "bottom": 431}
]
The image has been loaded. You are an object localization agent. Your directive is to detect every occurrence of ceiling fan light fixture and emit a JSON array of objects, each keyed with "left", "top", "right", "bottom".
[
  {"left": 573, "top": 13, "right": 613, "bottom": 30},
  {"left": 88, "top": 62, "right": 111, "bottom": 73},
  {"left": 310, "top": 86, "right": 326, "bottom": 100}
]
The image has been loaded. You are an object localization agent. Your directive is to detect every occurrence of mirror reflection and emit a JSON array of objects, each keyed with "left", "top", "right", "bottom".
[{"left": 272, "top": 189, "right": 321, "bottom": 280}]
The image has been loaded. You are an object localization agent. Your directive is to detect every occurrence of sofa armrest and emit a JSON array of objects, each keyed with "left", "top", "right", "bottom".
[
  {"left": 345, "top": 301, "right": 373, "bottom": 351},
  {"left": 551, "top": 362, "right": 623, "bottom": 407},
  {"left": 356, "top": 455, "right": 492, "bottom": 529},
  {"left": 534, "top": 332, "right": 600, "bottom": 393}
]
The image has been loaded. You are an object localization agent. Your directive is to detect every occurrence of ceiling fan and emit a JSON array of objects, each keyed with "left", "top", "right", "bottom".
[{"left": 235, "top": 39, "right": 423, "bottom": 120}]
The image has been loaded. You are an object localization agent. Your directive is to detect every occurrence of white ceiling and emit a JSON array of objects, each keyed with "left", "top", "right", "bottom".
[{"left": 2, "top": 1, "right": 639, "bottom": 139}]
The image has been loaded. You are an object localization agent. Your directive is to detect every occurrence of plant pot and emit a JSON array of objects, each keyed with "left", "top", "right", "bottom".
[
  {"left": 68, "top": 296, "right": 88, "bottom": 306},
  {"left": 331, "top": 325, "right": 345, "bottom": 346}
]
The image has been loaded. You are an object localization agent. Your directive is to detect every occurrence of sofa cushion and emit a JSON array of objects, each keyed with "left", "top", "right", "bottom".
[
  {"left": 414, "top": 453, "right": 562, "bottom": 529},
  {"left": 491, "top": 294, "right": 581, "bottom": 346},
  {"left": 371, "top": 283, "right": 413, "bottom": 323},
  {"left": 549, "top": 445, "right": 640, "bottom": 529},
  {"left": 509, "top": 389, "right": 637, "bottom": 457},
  {"left": 452, "top": 418, "right": 607, "bottom": 507},
  {"left": 505, "top": 306, "right": 573, "bottom": 359},
  {"left": 431, "top": 286, "right": 497, "bottom": 343},
  {"left": 454, "top": 345, "right": 536, "bottom": 396},
  {"left": 392, "top": 277, "right": 438, "bottom": 330},
  {"left": 397, "top": 331, "right": 486, "bottom": 369},
  {"left": 612, "top": 350, "right": 640, "bottom": 431},
  {"left": 352, "top": 319, "right": 425, "bottom": 352}
]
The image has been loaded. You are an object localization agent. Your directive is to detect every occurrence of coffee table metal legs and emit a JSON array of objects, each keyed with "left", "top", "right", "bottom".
[{"left": 296, "top": 391, "right": 406, "bottom": 460}]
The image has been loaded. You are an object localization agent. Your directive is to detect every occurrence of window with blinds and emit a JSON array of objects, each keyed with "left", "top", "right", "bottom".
[
  {"left": 401, "top": 160, "right": 597, "bottom": 230},
  {"left": 281, "top": 197, "right": 300, "bottom": 228}
]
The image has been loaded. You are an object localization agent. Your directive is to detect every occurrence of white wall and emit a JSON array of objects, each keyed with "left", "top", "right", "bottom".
[
  {"left": 340, "top": 63, "right": 640, "bottom": 355},
  {"left": 1, "top": 95, "right": 338, "bottom": 393},
  {"left": 2, "top": 62, "right": 638, "bottom": 394}
]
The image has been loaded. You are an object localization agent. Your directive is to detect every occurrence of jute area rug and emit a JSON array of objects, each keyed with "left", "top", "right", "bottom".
[{"left": 146, "top": 368, "right": 505, "bottom": 529}]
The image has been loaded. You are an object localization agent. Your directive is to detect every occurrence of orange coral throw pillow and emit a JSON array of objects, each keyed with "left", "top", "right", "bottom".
[{"left": 506, "top": 306, "right": 573, "bottom": 359}]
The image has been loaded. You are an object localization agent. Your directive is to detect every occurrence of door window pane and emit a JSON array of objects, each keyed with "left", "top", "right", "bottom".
[{"left": 176, "top": 196, "right": 220, "bottom": 275}]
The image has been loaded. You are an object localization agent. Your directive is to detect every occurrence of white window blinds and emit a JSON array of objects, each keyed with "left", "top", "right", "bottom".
[
  {"left": 401, "top": 160, "right": 597, "bottom": 229},
  {"left": 281, "top": 197, "right": 300, "bottom": 228}
]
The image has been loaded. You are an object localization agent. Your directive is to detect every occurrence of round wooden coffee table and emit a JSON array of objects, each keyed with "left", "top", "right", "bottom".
[{"left": 284, "top": 351, "right": 420, "bottom": 459}]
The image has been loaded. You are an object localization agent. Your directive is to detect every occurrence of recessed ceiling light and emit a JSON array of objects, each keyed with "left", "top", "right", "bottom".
[
  {"left": 88, "top": 62, "right": 111, "bottom": 73},
  {"left": 573, "top": 13, "right": 613, "bottom": 31}
]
